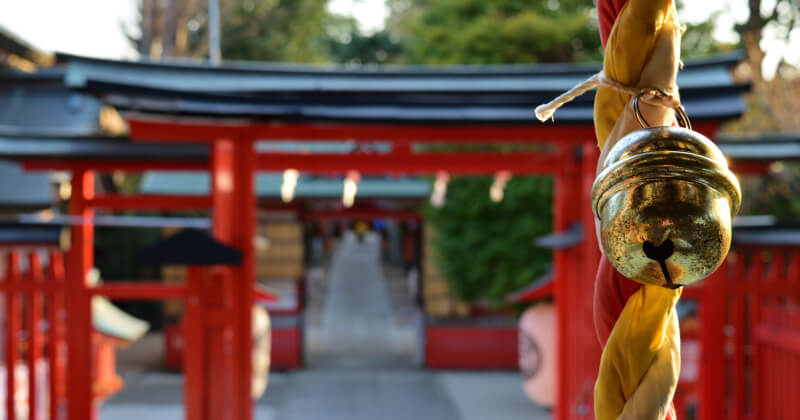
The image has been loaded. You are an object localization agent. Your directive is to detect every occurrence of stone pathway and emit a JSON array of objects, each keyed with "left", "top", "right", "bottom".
[
  {"left": 101, "top": 232, "right": 550, "bottom": 419},
  {"left": 306, "top": 231, "right": 420, "bottom": 368},
  {"left": 101, "top": 370, "right": 550, "bottom": 420}
]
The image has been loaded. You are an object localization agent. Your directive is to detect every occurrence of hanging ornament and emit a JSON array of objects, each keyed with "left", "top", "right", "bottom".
[
  {"left": 430, "top": 171, "right": 449, "bottom": 208},
  {"left": 489, "top": 171, "right": 511, "bottom": 202},
  {"left": 280, "top": 169, "right": 299, "bottom": 203},
  {"left": 342, "top": 171, "right": 360, "bottom": 208}
]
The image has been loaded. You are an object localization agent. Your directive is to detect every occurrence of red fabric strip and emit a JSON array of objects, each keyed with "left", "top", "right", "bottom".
[
  {"left": 597, "top": 0, "right": 630, "bottom": 47},
  {"left": 594, "top": 2, "right": 677, "bottom": 418}
]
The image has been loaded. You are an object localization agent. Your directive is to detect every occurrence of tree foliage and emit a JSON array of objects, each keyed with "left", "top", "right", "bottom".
[
  {"left": 386, "top": 1, "right": 595, "bottom": 304},
  {"left": 185, "top": 0, "right": 329, "bottom": 62},
  {"left": 321, "top": 15, "right": 405, "bottom": 65},
  {"left": 424, "top": 177, "right": 553, "bottom": 305},
  {"left": 735, "top": 0, "right": 799, "bottom": 86},
  {"left": 681, "top": 17, "right": 737, "bottom": 58},
  {"left": 387, "top": 0, "right": 602, "bottom": 64}
]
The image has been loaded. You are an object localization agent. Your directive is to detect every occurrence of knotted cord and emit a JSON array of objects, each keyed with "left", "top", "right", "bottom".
[{"left": 534, "top": 71, "right": 681, "bottom": 122}]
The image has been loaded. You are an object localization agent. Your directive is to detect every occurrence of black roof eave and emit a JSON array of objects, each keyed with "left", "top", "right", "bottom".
[
  {"left": 0, "top": 135, "right": 207, "bottom": 161},
  {"left": 80, "top": 80, "right": 749, "bottom": 103},
  {"left": 0, "top": 224, "right": 61, "bottom": 245},
  {"left": 58, "top": 51, "right": 744, "bottom": 77}
]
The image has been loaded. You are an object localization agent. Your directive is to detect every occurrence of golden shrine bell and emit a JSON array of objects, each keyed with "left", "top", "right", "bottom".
[{"left": 591, "top": 104, "right": 741, "bottom": 288}]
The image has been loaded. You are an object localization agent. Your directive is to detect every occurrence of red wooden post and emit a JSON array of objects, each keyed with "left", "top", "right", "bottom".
[
  {"left": 755, "top": 249, "right": 784, "bottom": 417},
  {"left": 127, "top": 117, "right": 600, "bottom": 144},
  {"left": 553, "top": 145, "right": 584, "bottom": 420},
  {"left": 739, "top": 250, "right": 762, "bottom": 419},
  {"left": 553, "top": 165, "right": 569, "bottom": 420},
  {"left": 207, "top": 269, "right": 232, "bottom": 420},
  {"left": 6, "top": 252, "right": 20, "bottom": 420},
  {"left": 253, "top": 151, "right": 568, "bottom": 174},
  {"left": 47, "top": 252, "right": 65, "bottom": 420},
  {"left": 27, "top": 253, "right": 43, "bottom": 420},
  {"left": 579, "top": 143, "right": 601, "bottom": 419},
  {"left": 232, "top": 137, "right": 256, "bottom": 420},
  {"left": 65, "top": 169, "right": 95, "bottom": 420},
  {"left": 184, "top": 266, "right": 207, "bottom": 420},
  {"left": 699, "top": 258, "right": 727, "bottom": 420},
  {"left": 210, "top": 138, "right": 242, "bottom": 420}
]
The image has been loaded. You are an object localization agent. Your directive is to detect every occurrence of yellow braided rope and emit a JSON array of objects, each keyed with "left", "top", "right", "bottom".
[
  {"left": 593, "top": 1, "right": 684, "bottom": 419},
  {"left": 595, "top": 0, "right": 678, "bottom": 148}
]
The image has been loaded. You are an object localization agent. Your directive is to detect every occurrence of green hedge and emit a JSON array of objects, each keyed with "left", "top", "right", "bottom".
[{"left": 424, "top": 176, "right": 553, "bottom": 307}]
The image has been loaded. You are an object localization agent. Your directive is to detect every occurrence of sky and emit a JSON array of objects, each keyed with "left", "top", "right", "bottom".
[
  {"left": 0, "top": 0, "right": 139, "bottom": 59},
  {"left": 0, "top": 0, "right": 796, "bottom": 77}
]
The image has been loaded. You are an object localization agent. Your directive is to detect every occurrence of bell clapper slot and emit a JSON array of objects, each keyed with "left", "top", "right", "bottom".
[{"left": 643, "top": 239, "right": 680, "bottom": 289}]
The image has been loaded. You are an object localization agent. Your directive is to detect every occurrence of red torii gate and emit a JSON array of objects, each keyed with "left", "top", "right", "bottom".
[
  {"left": 8, "top": 52, "right": 747, "bottom": 420},
  {"left": 20, "top": 118, "right": 726, "bottom": 420}
]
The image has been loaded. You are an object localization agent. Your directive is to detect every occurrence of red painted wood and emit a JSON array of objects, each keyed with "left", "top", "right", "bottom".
[
  {"left": 212, "top": 139, "right": 236, "bottom": 244},
  {"left": 127, "top": 117, "right": 599, "bottom": 144},
  {"left": 580, "top": 143, "right": 601, "bottom": 419},
  {"left": 23, "top": 151, "right": 575, "bottom": 177},
  {"left": 47, "top": 252, "right": 66, "bottom": 420},
  {"left": 22, "top": 160, "right": 208, "bottom": 172},
  {"left": 184, "top": 267, "right": 207, "bottom": 420},
  {"left": 424, "top": 325, "right": 518, "bottom": 369},
  {"left": 27, "top": 253, "right": 43, "bottom": 420},
  {"left": 573, "top": 143, "right": 601, "bottom": 420},
  {"left": 730, "top": 161, "right": 770, "bottom": 175},
  {"left": 270, "top": 327, "right": 303, "bottom": 370},
  {"left": 166, "top": 315, "right": 303, "bottom": 371},
  {"left": 6, "top": 252, "right": 20, "bottom": 420},
  {"left": 756, "top": 324, "right": 800, "bottom": 353},
  {"left": 210, "top": 139, "right": 237, "bottom": 420},
  {"left": 253, "top": 287, "right": 278, "bottom": 303},
  {"left": 0, "top": 282, "right": 60, "bottom": 293},
  {"left": 732, "top": 288, "right": 745, "bottom": 420},
  {"left": 89, "top": 194, "right": 212, "bottom": 211},
  {"left": 754, "top": 303, "right": 800, "bottom": 419},
  {"left": 745, "top": 252, "right": 763, "bottom": 419},
  {"left": 552, "top": 145, "right": 587, "bottom": 420},
  {"left": 232, "top": 138, "right": 256, "bottom": 420},
  {"left": 699, "top": 262, "right": 727, "bottom": 420},
  {"left": 128, "top": 118, "right": 248, "bottom": 142},
  {"left": 90, "top": 283, "right": 188, "bottom": 300},
  {"left": 553, "top": 170, "right": 569, "bottom": 420},
  {"left": 255, "top": 151, "right": 568, "bottom": 174},
  {"left": 65, "top": 169, "right": 95, "bottom": 420}
]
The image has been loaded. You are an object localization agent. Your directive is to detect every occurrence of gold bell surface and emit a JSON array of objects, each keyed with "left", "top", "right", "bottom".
[{"left": 591, "top": 126, "right": 742, "bottom": 288}]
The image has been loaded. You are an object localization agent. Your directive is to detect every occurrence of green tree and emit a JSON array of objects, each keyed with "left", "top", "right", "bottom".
[
  {"left": 387, "top": 0, "right": 602, "bottom": 65},
  {"left": 321, "top": 15, "right": 405, "bottom": 65},
  {"left": 735, "top": 0, "right": 799, "bottom": 86},
  {"left": 187, "top": 0, "right": 329, "bottom": 62},
  {"left": 681, "top": 17, "right": 737, "bottom": 58},
  {"left": 424, "top": 177, "right": 553, "bottom": 306}
]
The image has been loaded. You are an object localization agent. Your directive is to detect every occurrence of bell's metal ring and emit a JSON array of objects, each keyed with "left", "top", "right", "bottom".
[{"left": 633, "top": 89, "right": 692, "bottom": 130}]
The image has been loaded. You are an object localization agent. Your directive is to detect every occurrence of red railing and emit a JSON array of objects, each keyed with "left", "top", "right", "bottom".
[
  {"left": 672, "top": 244, "right": 800, "bottom": 420},
  {"left": 1, "top": 250, "right": 67, "bottom": 420},
  {"left": 755, "top": 302, "right": 800, "bottom": 419}
]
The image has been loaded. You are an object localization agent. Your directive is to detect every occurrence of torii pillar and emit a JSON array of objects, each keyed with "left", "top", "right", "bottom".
[{"left": 209, "top": 136, "right": 256, "bottom": 420}]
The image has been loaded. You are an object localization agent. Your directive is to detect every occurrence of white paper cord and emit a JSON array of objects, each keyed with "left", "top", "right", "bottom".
[{"left": 533, "top": 71, "right": 680, "bottom": 122}]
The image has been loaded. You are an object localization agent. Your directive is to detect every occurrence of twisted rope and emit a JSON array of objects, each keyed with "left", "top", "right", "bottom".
[{"left": 533, "top": 71, "right": 680, "bottom": 122}]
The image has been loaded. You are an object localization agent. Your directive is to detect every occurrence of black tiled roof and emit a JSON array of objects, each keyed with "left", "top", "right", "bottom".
[
  {"left": 0, "top": 70, "right": 103, "bottom": 136},
  {"left": 59, "top": 52, "right": 748, "bottom": 124}
]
